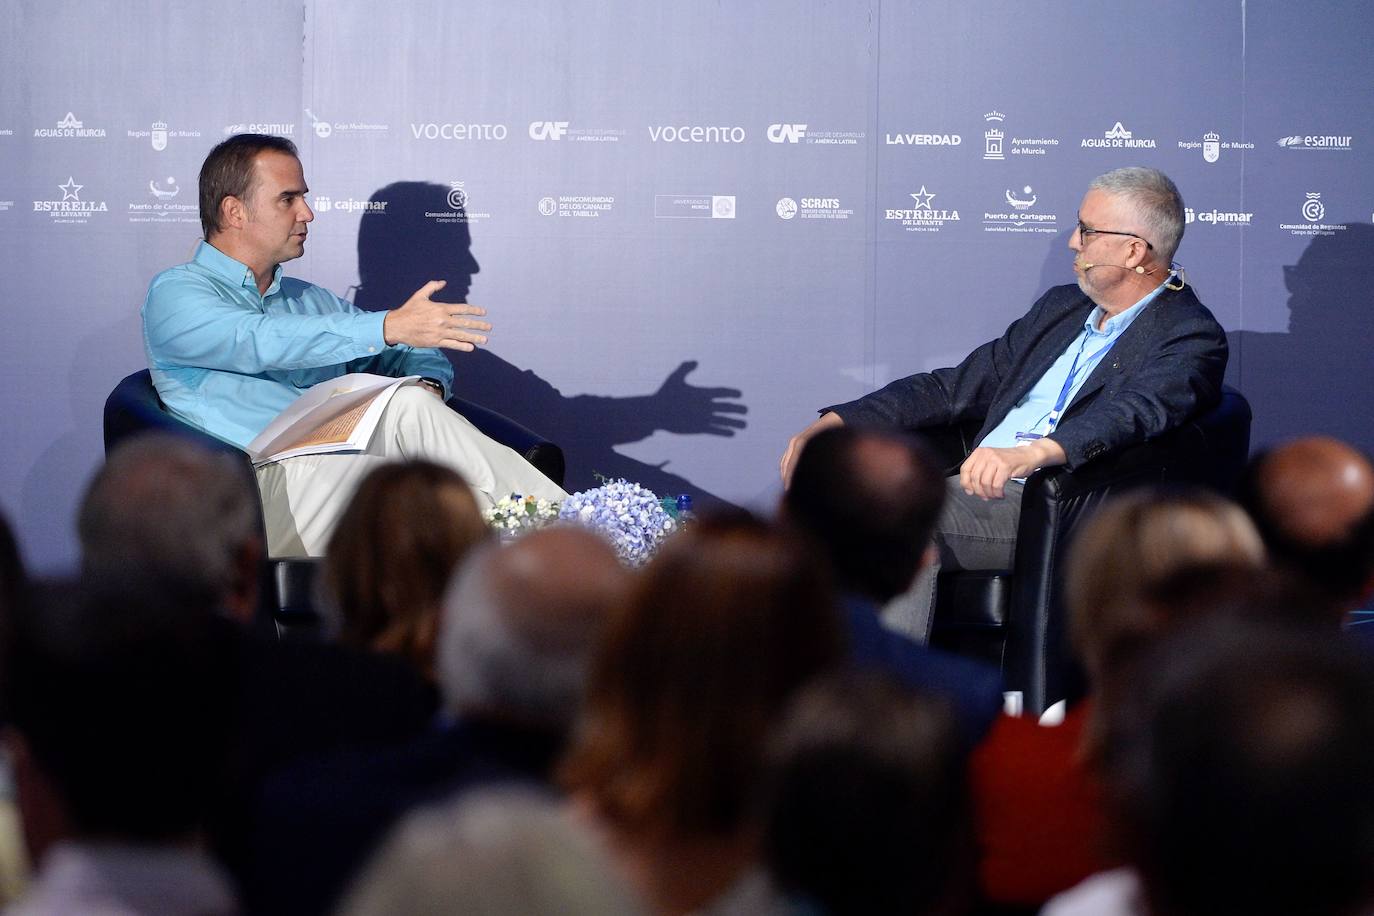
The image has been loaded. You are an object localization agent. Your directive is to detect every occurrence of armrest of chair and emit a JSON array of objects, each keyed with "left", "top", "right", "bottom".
[{"left": 445, "top": 395, "right": 566, "bottom": 488}]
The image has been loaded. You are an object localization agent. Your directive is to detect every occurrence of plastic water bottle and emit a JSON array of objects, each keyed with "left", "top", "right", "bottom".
[{"left": 675, "top": 493, "right": 694, "bottom": 522}]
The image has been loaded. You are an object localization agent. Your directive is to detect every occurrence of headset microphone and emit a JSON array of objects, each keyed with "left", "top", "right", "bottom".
[{"left": 1077, "top": 260, "right": 1147, "bottom": 274}]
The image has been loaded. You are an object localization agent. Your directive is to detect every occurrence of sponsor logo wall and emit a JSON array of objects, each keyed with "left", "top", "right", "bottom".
[{"left": 3, "top": 0, "right": 1372, "bottom": 573}]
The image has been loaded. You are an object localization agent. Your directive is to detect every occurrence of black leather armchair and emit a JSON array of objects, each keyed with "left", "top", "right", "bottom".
[
  {"left": 102, "top": 369, "right": 565, "bottom": 635},
  {"left": 923, "top": 386, "right": 1252, "bottom": 715}
]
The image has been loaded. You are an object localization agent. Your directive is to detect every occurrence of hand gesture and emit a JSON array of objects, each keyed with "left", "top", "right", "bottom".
[{"left": 383, "top": 280, "right": 492, "bottom": 351}]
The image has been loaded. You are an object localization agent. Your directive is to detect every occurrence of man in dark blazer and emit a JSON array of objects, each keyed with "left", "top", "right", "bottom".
[
  {"left": 781, "top": 167, "right": 1227, "bottom": 641},
  {"left": 783, "top": 426, "right": 1006, "bottom": 744}
]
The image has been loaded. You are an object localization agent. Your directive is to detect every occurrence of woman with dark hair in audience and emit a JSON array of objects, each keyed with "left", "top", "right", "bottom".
[
  {"left": 561, "top": 512, "right": 848, "bottom": 915},
  {"left": 970, "top": 487, "right": 1267, "bottom": 911},
  {"left": 320, "top": 461, "right": 491, "bottom": 684}
]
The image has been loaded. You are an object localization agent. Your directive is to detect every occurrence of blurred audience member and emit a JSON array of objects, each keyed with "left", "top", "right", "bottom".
[
  {"left": 0, "top": 511, "right": 31, "bottom": 906},
  {"left": 78, "top": 433, "right": 260, "bottom": 623},
  {"left": 782, "top": 426, "right": 1003, "bottom": 742},
  {"left": 75, "top": 434, "right": 434, "bottom": 883},
  {"left": 1047, "top": 625, "right": 1374, "bottom": 916},
  {"left": 1238, "top": 436, "right": 1374, "bottom": 621},
  {"left": 562, "top": 512, "right": 847, "bottom": 915},
  {"left": 0, "top": 508, "right": 25, "bottom": 615},
  {"left": 1, "top": 579, "right": 238, "bottom": 915},
  {"left": 321, "top": 460, "right": 491, "bottom": 682},
  {"left": 338, "top": 788, "right": 644, "bottom": 916},
  {"left": 761, "top": 673, "right": 974, "bottom": 916},
  {"left": 247, "top": 527, "right": 629, "bottom": 916},
  {"left": 971, "top": 487, "right": 1265, "bottom": 909}
]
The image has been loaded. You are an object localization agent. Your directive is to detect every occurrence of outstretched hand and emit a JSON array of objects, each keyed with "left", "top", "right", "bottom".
[
  {"left": 383, "top": 280, "right": 492, "bottom": 351},
  {"left": 651, "top": 361, "right": 748, "bottom": 436}
]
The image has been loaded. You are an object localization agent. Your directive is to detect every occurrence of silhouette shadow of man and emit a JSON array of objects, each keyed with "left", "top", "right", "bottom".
[
  {"left": 350, "top": 182, "right": 747, "bottom": 506},
  {"left": 1228, "top": 223, "right": 1374, "bottom": 457}
]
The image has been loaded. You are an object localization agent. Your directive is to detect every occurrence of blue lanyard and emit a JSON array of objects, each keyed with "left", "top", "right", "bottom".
[{"left": 1045, "top": 335, "right": 1115, "bottom": 432}]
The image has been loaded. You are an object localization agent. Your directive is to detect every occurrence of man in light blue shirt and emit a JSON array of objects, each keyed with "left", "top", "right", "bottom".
[{"left": 143, "top": 134, "right": 565, "bottom": 554}]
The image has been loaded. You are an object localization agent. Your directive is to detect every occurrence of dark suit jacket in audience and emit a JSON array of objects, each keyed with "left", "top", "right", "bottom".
[
  {"left": 242, "top": 716, "right": 564, "bottom": 916},
  {"left": 844, "top": 594, "right": 1005, "bottom": 743},
  {"left": 209, "top": 619, "right": 438, "bottom": 891}
]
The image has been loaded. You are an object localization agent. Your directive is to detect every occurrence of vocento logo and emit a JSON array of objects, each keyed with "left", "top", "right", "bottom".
[
  {"left": 410, "top": 122, "right": 508, "bottom": 140},
  {"left": 767, "top": 123, "right": 807, "bottom": 144},
  {"left": 647, "top": 124, "right": 746, "bottom": 143}
]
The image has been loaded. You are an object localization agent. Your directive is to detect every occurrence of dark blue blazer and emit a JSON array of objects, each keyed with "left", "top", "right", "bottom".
[
  {"left": 828, "top": 283, "right": 1228, "bottom": 470},
  {"left": 844, "top": 594, "right": 1005, "bottom": 744}
]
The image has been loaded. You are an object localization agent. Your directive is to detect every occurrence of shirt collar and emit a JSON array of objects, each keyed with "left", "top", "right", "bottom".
[
  {"left": 193, "top": 240, "right": 283, "bottom": 296},
  {"left": 1085, "top": 279, "right": 1168, "bottom": 336}
]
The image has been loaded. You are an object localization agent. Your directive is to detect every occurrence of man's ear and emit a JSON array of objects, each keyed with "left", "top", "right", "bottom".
[{"left": 220, "top": 194, "right": 247, "bottom": 231}]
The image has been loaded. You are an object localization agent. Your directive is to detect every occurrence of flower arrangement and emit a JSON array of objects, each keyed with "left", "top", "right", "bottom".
[
  {"left": 558, "top": 479, "right": 680, "bottom": 567},
  {"left": 484, "top": 479, "right": 686, "bottom": 566},
  {"left": 483, "top": 493, "right": 561, "bottom": 536}
]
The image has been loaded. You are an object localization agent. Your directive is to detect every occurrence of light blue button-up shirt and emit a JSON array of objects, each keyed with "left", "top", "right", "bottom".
[
  {"left": 142, "top": 241, "right": 454, "bottom": 448},
  {"left": 978, "top": 283, "right": 1166, "bottom": 450}
]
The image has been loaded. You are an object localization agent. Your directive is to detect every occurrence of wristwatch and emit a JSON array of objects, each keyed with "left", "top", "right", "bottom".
[{"left": 417, "top": 377, "right": 445, "bottom": 397}]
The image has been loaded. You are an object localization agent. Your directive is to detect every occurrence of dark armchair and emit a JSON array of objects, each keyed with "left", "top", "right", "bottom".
[
  {"left": 102, "top": 369, "right": 565, "bottom": 635},
  {"left": 923, "top": 386, "right": 1252, "bottom": 715}
]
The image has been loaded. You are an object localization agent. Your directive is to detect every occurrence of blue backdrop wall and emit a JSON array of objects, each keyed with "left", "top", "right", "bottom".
[{"left": 2, "top": 1, "right": 1372, "bottom": 571}]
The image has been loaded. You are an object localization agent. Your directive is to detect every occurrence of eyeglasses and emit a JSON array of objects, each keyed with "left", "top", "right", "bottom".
[{"left": 1076, "top": 220, "right": 1154, "bottom": 251}]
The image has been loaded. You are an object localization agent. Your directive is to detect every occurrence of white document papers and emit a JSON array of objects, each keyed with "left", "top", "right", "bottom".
[{"left": 246, "top": 373, "right": 419, "bottom": 466}]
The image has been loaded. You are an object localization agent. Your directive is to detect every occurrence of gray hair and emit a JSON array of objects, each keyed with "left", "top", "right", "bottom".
[
  {"left": 78, "top": 433, "right": 260, "bottom": 601},
  {"left": 1090, "top": 166, "right": 1186, "bottom": 263},
  {"left": 437, "top": 528, "right": 625, "bottom": 730},
  {"left": 338, "top": 787, "right": 644, "bottom": 916}
]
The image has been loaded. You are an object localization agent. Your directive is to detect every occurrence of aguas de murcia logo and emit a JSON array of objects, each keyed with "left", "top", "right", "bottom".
[
  {"left": 1081, "top": 121, "right": 1156, "bottom": 149},
  {"left": 35, "top": 112, "right": 105, "bottom": 139}
]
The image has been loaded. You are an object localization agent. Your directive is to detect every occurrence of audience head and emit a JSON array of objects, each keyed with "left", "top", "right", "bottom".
[
  {"left": 439, "top": 525, "right": 629, "bottom": 733},
  {"left": 339, "top": 788, "right": 644, "bottom": 916},
  {"left": 1, "top": 577, "right": 232, "bottom": 847},
  {"left": 199, "top": 132, "right": 299, "bottom": 240},
  {"left": 0, "top": 508, "right": 25, "bottom": 616},
  {"left": 761, "top": 673, "right": 972, "bottom": 916},
  {"left": 1239, "top": 436, "right": 1374, "bottom": 617},
  {"left": 78, "top": 433, "right": 262, "bottom": 622},
  {"left": 1104, "top": 625, "right": 1374, "bottom": 916},
  {"left": 562, "top": 511, "right": 846, "bottom": 843},
  {"left": 323, "top": 460, "right": 490, "bottom": 679},
  {"left": 1066, "top": 486, "right": 1265, "bottom": 684},
  {"left": 783, "top": 426, "right": 946, "bottom": 603}
]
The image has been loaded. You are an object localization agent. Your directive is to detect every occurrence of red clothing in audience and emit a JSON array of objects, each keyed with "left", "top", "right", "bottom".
[{"left": 970, "top": 702, "right": 1118, "bottom": 907}]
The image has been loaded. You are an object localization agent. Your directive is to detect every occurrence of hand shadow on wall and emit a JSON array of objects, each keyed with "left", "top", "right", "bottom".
[
  {"left": 349, "top": 181, "right": 747, "bottom": 506},
  {"left": 1226, "top": 223, "right": 1374, "bottom": 456}
]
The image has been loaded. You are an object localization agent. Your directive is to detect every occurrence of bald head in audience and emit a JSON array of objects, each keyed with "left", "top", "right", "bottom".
[
  {"left": 1240, "top": 436, "right": 1374, "bottom": 617},
  {"left": 439, "top": 527, "right": 630, "bottom": 732}
]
